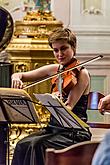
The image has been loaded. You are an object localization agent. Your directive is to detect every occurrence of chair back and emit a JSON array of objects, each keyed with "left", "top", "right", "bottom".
[
  {"left": 45, "top": 141, "right": 99, "bottom": 165},
  {"left": 88, "top": 91, "right": 104, "bottom": 110}
]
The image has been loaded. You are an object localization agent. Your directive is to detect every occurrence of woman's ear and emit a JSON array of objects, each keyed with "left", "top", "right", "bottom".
[{"left": 71, "top": 46, "right": 76, "bottom": 54}]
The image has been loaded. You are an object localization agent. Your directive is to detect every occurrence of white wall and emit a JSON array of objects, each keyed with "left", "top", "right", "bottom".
[
  {"left": 51, "top": 0, "right": 70, "bottom": 27},
  {"left": 52, "top": 0, "right": 110, "bottom": 54}
]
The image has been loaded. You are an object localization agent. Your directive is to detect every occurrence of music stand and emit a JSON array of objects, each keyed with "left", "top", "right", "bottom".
[
  {"left": 34, "top": 93, "right": 89, "bottom": 131},
  {"left": 0, "top": 95, "right": 38, "bottom": 124},
  {"left": 0, "top": 88, "right": 39, "bottom": 165}
]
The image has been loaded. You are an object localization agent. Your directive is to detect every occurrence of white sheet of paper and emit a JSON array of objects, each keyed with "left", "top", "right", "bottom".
[{"left": 34, "top": 93, "right": 86, "bottom": 129}]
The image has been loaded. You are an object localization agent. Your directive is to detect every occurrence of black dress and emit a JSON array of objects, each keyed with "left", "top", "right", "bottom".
[{"left": 11, "top": 95, "right": 92, "bottom": 165}]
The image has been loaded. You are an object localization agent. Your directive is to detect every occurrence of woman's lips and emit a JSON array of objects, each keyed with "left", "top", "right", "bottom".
[{"left": 58, "top": 57, "right": 65, "bottom": 61}]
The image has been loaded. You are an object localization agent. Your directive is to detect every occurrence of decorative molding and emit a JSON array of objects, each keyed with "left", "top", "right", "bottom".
[
  {"left": 69, "top": 25, "right": 110, "bottom": 36},
  {"left": 82, "top": 0, "right": 103, "bottom": 15}
]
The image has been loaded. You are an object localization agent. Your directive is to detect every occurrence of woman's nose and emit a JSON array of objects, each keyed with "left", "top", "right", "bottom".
[{"left": 58, "top": 49, "right": 63, "bottom": 55}]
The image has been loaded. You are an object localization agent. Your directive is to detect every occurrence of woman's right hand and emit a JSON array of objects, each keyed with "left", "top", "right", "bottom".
[{"left": 11, "top": 73, "right": 24, "bottom": 89}]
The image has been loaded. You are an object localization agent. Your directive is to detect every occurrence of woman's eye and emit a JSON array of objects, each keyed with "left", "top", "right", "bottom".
[
  {"left": 53, "top": 46, "right": 69, "bottom": 53},
  {"left": 61, "top": 47, "right": 66, "bottom": 51},
  {"left": 53, "top": 49, "right": 59, "bottom": 53},
  {"left": 61, "top": 46, "right": 69, "bottom": 51}
]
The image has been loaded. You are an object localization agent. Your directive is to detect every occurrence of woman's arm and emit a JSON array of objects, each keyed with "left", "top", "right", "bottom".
[{"left": 11, "top": 64, "right": 59, "bottom": 89}]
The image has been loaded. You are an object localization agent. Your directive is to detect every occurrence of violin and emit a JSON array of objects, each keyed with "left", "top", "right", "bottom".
[{"left": 51, "top": 58, "right": 81, "bottom": 97}]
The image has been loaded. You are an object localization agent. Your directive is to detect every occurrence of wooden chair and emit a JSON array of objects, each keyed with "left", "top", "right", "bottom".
[
  {"left": 45, "top": 141, "right": 99, "bottom": 165},
  {"left": 88, "top": 91, "right": 105, "bottom": 110}
]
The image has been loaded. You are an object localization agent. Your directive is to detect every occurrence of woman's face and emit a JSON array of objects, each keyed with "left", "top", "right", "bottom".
[{"left": 52, "top": 40, "right": 74, "bottom": 66}]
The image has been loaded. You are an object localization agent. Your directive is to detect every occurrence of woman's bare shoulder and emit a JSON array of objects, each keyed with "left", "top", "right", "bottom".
[{"left": 80, "top": 67, "right": 90, "bottom": 77}]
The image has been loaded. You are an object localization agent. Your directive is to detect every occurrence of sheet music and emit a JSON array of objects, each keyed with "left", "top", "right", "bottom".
[
  {"left": 34, "top": 93, "right": 89, "bottom": 130},
  {"left": 0, "top": 95, "right": 38, "bottom": 123}
]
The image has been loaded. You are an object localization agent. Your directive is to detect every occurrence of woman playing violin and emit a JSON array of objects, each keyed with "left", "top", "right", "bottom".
[{"left": 11, "top": 27, "right": 91, "bottom": 165}]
